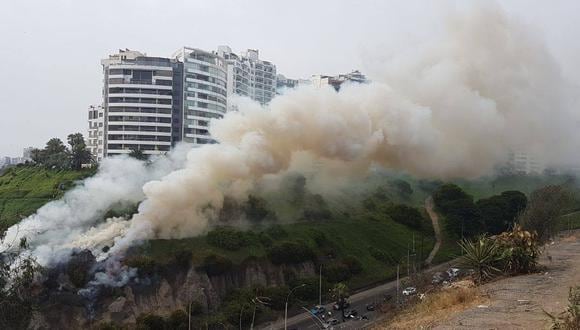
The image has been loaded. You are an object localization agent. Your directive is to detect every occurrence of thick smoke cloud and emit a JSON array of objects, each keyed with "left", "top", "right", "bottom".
[{"left": 3, "top": 5, "right": 579, "bottom": 264}]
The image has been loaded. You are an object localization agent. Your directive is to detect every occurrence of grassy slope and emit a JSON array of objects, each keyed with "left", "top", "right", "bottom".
[
  {"left": 141, "top": 217, "right": 435, "bottom": 290},
  {"left": 0, "top": 165, "right": 93, "bottom": 228}
]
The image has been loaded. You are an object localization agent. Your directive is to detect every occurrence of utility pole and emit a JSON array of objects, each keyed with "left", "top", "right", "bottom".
[
  {"left": 396, "top": 264, "right": 400, "bottom": 305},
  {"left": 319, "top": 264, "right": 322, "bottom": 306},
  {"left": 407, "top": 243, "right": 410, "bottom": 278}
]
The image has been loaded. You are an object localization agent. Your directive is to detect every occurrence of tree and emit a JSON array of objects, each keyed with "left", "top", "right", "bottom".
[
  {"left": 391, "top": 179, "right": 413, "bottom": 200},
  {"left": 330, "top": 283, "right": 350, "bottom": 321},
  {"left": 129, "top": 148, "right": 148, "bottom": 161},
  {"left": 477, "top": 191, "right": 527, "bottom": 234},
  {"left": 43, "top": 138, "right": 69, "bottom": 169},
  {"left": 433, "top": 184, "right": 483, "bottom": 237},
  {"left": 67, "top": 133, "right": 93, "bottom": 170},
  {"left": 385, "top": 204, "right": 424, "bottom": 230},
  {"left": 518, "top": 185, "right": 572, "bottom": 242}
]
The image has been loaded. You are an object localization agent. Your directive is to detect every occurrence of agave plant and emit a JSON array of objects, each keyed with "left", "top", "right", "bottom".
[{"left": 459, "top": 236, "right": 505, "bottom": 283}]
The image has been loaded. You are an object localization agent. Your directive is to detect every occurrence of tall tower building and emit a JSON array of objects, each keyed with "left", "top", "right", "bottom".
[
  {"left": 97, "top": 49, "right": 178, "bottom": 158},
  {"left": 172, "top": 47, "right": 228, "bottom": 145},
  {"left": 217, "top": 46, "right": 277, "bottom": 106}
]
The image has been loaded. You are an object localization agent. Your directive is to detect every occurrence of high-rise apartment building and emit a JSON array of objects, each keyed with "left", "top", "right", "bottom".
[
  {"left": 172, "top": 47, "right": 228, "bottom": 144},
  {"left": 217, "top": 46, "right": 277, "bottom": 106},
  {"left": 95, "top": 50, "right": 178, "bottom": 159},
  {"left": 91, "top": 46, "right": 277, "bottom": 160}
]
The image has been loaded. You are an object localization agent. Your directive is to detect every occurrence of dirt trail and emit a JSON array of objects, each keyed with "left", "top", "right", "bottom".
[
  {"left": 425, "top": 196, "right": 442, "bottom": 265},
  {"left": 433, "top": 231, "right": 580, "bottom": 330}
]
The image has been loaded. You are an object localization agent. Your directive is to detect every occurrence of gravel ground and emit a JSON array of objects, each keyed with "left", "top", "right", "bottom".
[{"left": 433, "top": 231, "right": 580, "bottom": 330}]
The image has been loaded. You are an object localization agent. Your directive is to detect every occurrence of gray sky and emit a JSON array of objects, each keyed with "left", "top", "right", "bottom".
[{"left": 1, "top": 0, "right": 579, "bottom": 156}]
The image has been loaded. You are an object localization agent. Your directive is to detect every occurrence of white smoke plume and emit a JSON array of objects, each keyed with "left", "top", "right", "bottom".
[
  {"left": 4, "top": 5, "right": 579, "bottom": 264},
  {"left": 0, "top": 145, "right": 189, "bottom": 265}
]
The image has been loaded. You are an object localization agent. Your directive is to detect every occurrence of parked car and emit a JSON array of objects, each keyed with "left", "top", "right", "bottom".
[
  {"left": 345, "top": 309, "right": 359, "bottom": 318},
  {"left": 366, "top": 303, "right": 376, "bottom": 311},
  {"left": 447, "top": 267, "right": 460, "bottom": 278},
  {"left": 326, "top": 318, "right": 339, "bottom": 325},
  {"left": 311, "top": 305, "right": 326, "bottom": 315},
  {"left": 333, "top": 301, "right": 350, "bottom": 310},
  {"left": 432, "top": 271, "right": 447, "bottom": 284},
  {"left": 402, "top": 287, "right": 417, "bottom": 296}
]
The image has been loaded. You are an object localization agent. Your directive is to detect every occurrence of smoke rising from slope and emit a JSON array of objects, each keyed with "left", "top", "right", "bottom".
[{"left": 4, "top": 6, "right": 579, "bottom": 264}]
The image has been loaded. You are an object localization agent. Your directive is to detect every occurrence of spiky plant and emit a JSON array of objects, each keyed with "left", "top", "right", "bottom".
[{"left": 458, "top": 236, "right": 505, "bottom": 283}]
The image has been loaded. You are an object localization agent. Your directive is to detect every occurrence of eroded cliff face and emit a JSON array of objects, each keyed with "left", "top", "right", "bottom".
[{"left": 31, "top": 260, "right": 315, "bottom": 329}]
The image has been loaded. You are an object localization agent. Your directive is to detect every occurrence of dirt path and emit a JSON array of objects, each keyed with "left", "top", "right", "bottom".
[
  {"left": 425, "top": 196, "right": 442, "bottom": 265},
  {"left": 432, "top": 231, "right": 580, "bottom": 329}
]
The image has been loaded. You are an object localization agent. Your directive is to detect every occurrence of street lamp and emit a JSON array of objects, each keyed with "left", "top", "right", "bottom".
[{"left": 285, "top": 284, "right": 306, "bottom": 330}]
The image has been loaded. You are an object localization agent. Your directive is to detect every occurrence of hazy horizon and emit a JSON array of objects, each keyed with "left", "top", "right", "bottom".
[{"left": 1, "top": 0, "right": 579, "bottom": 156}]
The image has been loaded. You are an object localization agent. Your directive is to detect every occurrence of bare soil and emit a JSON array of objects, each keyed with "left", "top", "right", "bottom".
[{"left": 432, "top": 231, "right": 580, "bottom": 330}]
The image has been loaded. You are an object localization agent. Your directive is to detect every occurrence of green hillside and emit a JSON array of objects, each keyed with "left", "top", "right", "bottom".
[{"left": 0, "top": 165, "right": 94, "bottom": 230}]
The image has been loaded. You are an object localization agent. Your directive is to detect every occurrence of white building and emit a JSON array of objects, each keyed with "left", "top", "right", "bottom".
[
  {"left": 22, "top": 147, "right": 34, "bottom": 162},
  {"left": 173, "top": 47, "right": 228, "bottom": 145},
  {"left": 87, "top": 105, "right": 105, "bottom": 161},
  {"left": 311, "top": 70, "right": 367, "bottom": 91},
  {"left": 217, "top": 46, "right": 277, "bottom": 106},
  {"left": 506, "top": 151, "right": 544, "bottom": 174},
  {"left": 97, "top": 49, "right": 177, "bottom": 159}
]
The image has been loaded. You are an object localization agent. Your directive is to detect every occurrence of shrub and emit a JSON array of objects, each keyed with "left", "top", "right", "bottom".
[
  {"left": 323, "top": 262, "right": 351, "bottom": 283},
  {"left": 477, "top": 191, "right": 527, "bottom": 235},
  {"left": 390, "top": 179, "right": 413, "bottom": 199},
  {"left": 495, "top": 224, "right": 540, "bottom": 274},
  {"left": 173, "top": 250, "right": 192, "bottom": 269},
  {"left": 341, "top": 256, "right": 363, "bottom": 275},
  {"left": 546, "top": 286, "right": 580, "bottom": 330},
  {"left": 263, "top": 285, "right": 290, "bottom": 310},
  {"left": 386, "top": 204, "right": 424, "bottom": 230},
  {"left": 289, "top": 277, "right": 328, "bottom": 302},
  {"left": 244, "top": 195, "right": 275, "bottom": 222},
  {"left": 200, "top": 254, "right": 233, "bottom": 276},
  {"left": 206, "top": 227, "right": 250, "bottom": 251},
  {"left": 264, "top": 225, "right": 287, "bottom": 239},
  {"left": 267, "top": 241, "right": 316, "bottom": 265},
  {"left": 167, "top": 310, "right": 188, "bottom": 330},
  {"left": 136, "top": 313, "right": 166, "bottom": 330},
  {"left": 125, "top": 255, "right": 159, "bottom": 277},
  {"left": 518, "top": 185, "right": 572, "bottom": 242}
]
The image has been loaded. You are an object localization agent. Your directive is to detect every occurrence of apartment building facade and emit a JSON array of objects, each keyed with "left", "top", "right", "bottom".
[
  {"left": 91, "top": 46, "right": 277, "bottom": 160},
  {"left": 217, "top": 46, "right": 277, "bottom": 106}
]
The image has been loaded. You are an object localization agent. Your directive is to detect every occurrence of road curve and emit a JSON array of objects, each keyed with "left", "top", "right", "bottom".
[{"left": 424, "top": 196, "right": 442, "bottom": 265}]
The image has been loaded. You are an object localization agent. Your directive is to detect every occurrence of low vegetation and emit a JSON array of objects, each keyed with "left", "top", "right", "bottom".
[
  {"left": 546, "top": 286, "right": 580, "bottom": 330},
  {"left": 386, "top": 286, "right": 485, "bottom": 329},
  {"left": 0, "top": 166, "right": 93, "bottom": 231}
]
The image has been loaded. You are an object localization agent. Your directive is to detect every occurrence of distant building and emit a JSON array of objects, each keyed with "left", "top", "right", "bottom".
[
  {"left": 22, "top": 147, "right": 34, "bottom": 162},
  {"left": 311, "top": 70, "right": 368, "bottom": 91},
  {"left": 217, "top": 46, "right": 277, "bottom": 106},
  {"left": 504, "top": 151, "right": 544, "bottom": 175}
]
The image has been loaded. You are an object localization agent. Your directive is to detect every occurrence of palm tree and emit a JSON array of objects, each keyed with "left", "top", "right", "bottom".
[{"left": 330, "top": 283, "right": 349, "bottom": 322}]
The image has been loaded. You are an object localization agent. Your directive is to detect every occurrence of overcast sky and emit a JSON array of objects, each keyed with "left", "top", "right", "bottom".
[{"left": 1, "top": 0, "right": 579, "bottom": 156}]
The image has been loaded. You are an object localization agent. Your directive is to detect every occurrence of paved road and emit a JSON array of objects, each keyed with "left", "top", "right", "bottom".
[{"left": 259, "top": 260, "right": 459, "bottom": 330}]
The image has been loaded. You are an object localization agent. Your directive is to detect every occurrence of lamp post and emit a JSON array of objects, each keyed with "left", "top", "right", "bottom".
[{"left": 285, "top": 284, "right": 306, "bottom": 330}]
